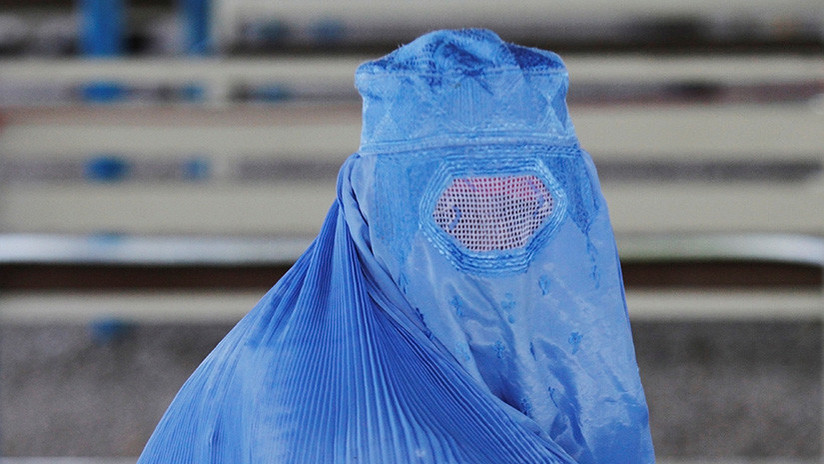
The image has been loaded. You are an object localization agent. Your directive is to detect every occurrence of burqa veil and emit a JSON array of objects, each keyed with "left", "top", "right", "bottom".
[{"left": 137, "top": 29, "right": 655, "bottom": 464}]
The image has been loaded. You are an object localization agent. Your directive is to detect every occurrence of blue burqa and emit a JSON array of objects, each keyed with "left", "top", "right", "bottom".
[{"left": 138, "top": 29, "right": 655, "bottom": 463}]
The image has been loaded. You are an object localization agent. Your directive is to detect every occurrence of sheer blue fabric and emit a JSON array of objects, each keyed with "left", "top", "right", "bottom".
[{"left": 138, "top": 29, "right": 655, "bottom": 464}]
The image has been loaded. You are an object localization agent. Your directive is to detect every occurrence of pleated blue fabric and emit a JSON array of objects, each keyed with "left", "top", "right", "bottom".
[{"left": 138, "top": 29, "right": 655, "bottom": 464}]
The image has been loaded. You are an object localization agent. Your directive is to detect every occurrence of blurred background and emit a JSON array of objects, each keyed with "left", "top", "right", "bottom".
[{"left": 0, "top": 0, "right": 822, "bottom": 463}]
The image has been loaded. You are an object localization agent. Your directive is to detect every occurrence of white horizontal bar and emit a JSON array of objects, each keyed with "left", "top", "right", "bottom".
[
  {"left": 1, "top": 233, "right": 821, "bottom": 267},
  {"left": 604, "top": 182, "right": 824, "bottom": 236},
  {"left": 567, "top": 56, "right": 824, "bottom": 85},
  {"left": 225, "top": 0, "right": 822, "bottom": 25},
  {"left": 0, "top": 234, "right": 311, "bottom": 265},
  {"left": 0, "top": 289, "right": 820, "bottom": 324},
  {"left": 0, "top": 291, "right": 261, "bottom": 324},
  {"left": 616, "top": 234, "right": 824, "bottom": 266},
  {"left": 0, "top": 183, "right": 337, "bottom": 236},
  {"left": 0, "top": 106, "right": 362, "bottom": 155},
  {"left": 0, "top": 56, "right": 820, "bottom": 85},
  {"left": 1, "top": 104, "right": 820, "bottom": 159},
  {"left": 2, "top": 180, "right": 822, "bottom": 236},
  {"left": 626, "top": 289, "right": 824, "bottom": 320},
  {"left": 0, "top": 57, "right": 367, "bottom": 87}
]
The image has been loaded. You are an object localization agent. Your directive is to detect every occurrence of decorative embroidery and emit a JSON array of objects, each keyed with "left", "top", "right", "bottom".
[{"left": 568, "top": 332, "right": 584, "bottom": 354}]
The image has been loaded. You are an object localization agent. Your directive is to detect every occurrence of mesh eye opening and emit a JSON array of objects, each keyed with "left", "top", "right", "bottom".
[{"left": 432, "top": 174, "right": 554, "bottom": 252}]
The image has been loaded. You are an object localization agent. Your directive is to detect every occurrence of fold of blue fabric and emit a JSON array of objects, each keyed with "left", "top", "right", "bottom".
[
  {"left": 138, "top": 29, "right": 655, "bottom": 464},
  {"left": 139, "top": 184, "right": 578, "bottom": 463}
]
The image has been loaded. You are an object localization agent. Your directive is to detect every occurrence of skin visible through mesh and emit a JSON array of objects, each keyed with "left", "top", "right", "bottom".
[{"left": 433, "top": 174, "right": 554, "bottom": 252}]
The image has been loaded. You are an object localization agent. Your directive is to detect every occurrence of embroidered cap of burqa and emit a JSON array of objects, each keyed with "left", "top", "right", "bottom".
[{"left": 138, "top": 29, "right": 655, "bottom": 464}]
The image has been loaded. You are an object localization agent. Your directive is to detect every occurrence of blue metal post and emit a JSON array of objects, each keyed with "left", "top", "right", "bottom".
[
  {"left": 78, "top": 0, "right": 125, "bottom": 56},
  {"left": 181, "top": 0, "right": 212, "bottom": 55}
]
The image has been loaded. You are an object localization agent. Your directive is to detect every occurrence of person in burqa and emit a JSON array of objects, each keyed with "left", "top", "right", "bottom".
[{"left": 138, "top": 29, "right": 655, "bottom": 464}]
